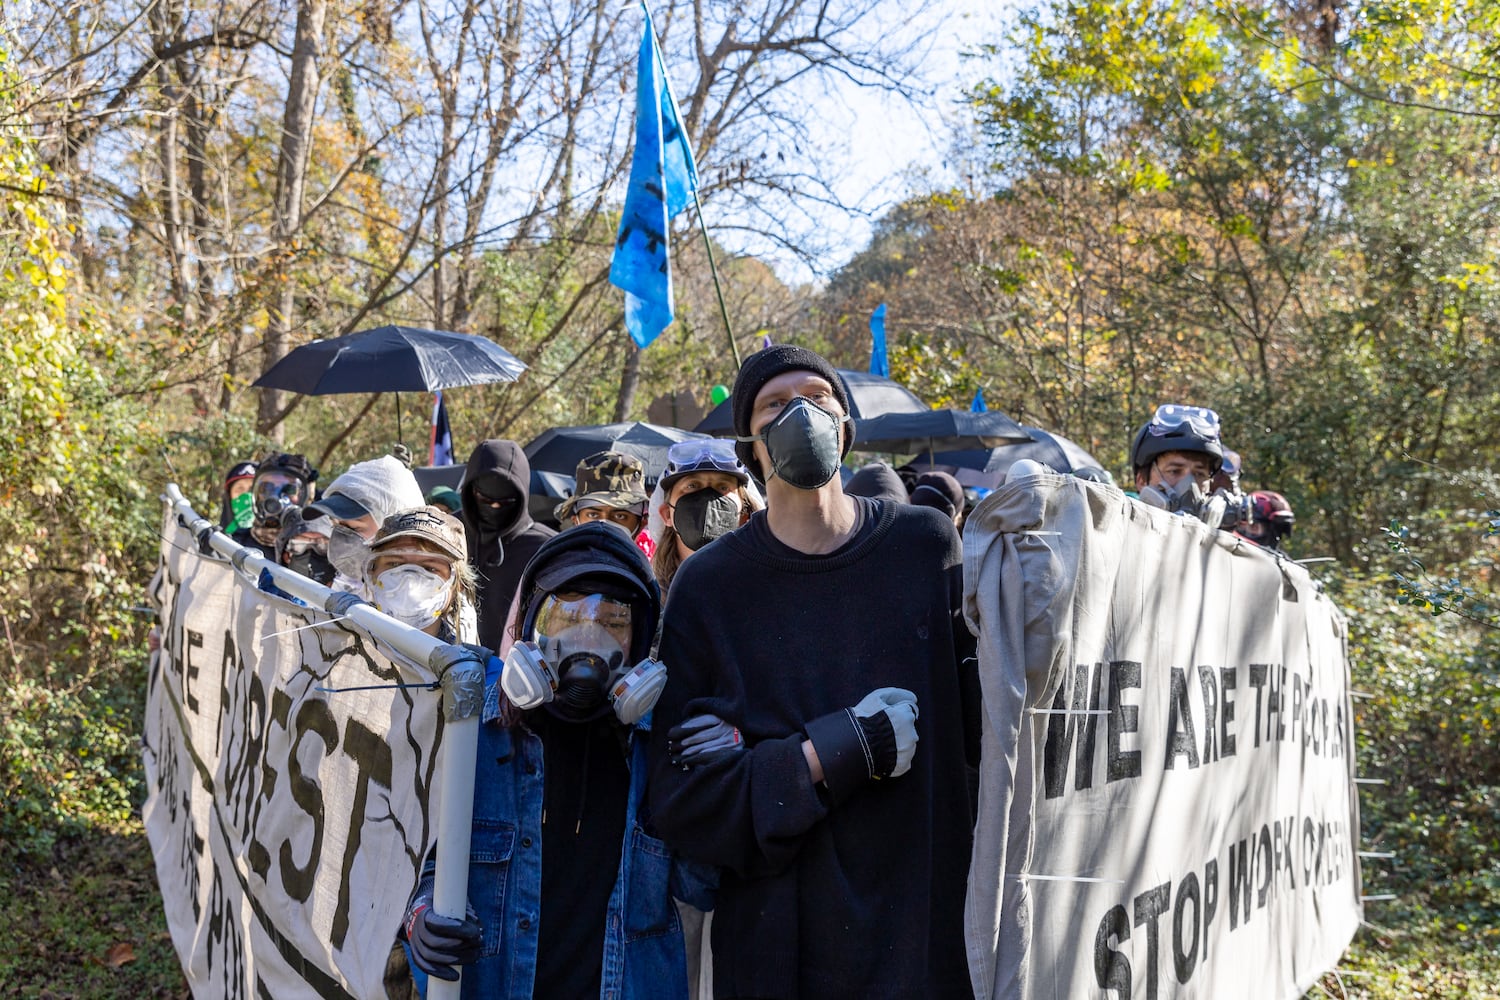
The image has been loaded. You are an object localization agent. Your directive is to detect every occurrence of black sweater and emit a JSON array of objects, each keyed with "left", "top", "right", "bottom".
[{"left": 648, "top": 497, "right": 979, "bottom": 1000}]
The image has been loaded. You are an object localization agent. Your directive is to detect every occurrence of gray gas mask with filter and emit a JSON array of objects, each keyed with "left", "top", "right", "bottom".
[{"left": 500, "top": 591, "right": 665, "bottom": 725}]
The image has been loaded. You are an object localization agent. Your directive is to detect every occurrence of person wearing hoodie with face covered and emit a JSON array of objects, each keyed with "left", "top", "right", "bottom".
[{"left": 460, "top": 439, "right": 557, "bottom": 650}]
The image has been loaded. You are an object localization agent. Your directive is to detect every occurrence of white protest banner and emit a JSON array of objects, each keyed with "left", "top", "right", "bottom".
[
  {"left": 962, "top": 473, "right": 1362, "bottom": 1000},
  {"left": 143, "top": 503, "right": 444, "bottom": 999}
]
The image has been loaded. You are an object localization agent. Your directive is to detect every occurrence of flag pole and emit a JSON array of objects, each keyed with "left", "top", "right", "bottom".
[{"left": 691, "top": 188, "right": 740, "bottom": 369}]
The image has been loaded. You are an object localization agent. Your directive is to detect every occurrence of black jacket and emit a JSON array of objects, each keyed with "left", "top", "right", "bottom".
[
  {"left": 461, "top": 440, "right": 556, "bottom": 649},
  {"left": 648, "top": 498, "right": 980, "bottom": 1000}
]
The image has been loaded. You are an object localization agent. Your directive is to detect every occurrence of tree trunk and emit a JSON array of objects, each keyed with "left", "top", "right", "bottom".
[
  {"left": 614, "top": 334, "right": 641, "bottom": 422},
  {"left": 258, "top": 0, "right": 328, "bottom": 438}
]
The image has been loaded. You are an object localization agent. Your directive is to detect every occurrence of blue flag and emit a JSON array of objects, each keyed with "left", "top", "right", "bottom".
[
  {"left": 429, "top": 391, "right": 454, "bottom": 466},
  {"left": 869, "top": 303, "right": 889, "bottom": 377},
  {"left": 610, "top": 4, "right": 699, "bottom": 348},
  {"left": 971, "top": 388, "right": 987, "bottom": 413}
]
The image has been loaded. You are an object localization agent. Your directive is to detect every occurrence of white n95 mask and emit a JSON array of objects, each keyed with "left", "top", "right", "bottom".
[{"left": 372, "top": 565, "right": 452, "bottom": 630}]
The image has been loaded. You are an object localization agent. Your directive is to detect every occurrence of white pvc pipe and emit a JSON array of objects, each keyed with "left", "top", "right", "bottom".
[
  {"left": 162, "top": 484, "right": 479, "bottom": 995},
  {"left": 428, "top": 713, "right": 479, "bottom": 1000}
]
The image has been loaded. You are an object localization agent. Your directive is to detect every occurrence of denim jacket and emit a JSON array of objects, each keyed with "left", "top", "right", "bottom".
[{"left": 409, "top": 681, "right": 712, "bottom": 1000}]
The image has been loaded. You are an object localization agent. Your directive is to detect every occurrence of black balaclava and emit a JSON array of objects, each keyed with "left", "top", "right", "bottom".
[{"left": 470, "top": 472, "right": 522, "bottom": 534}]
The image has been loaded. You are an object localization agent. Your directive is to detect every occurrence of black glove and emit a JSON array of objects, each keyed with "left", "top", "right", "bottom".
[
  {"left": 667, "top": 714, "right": 745, "bottom": 768},
  {"left": 805, "top": 688, "right": 919, "bottom": 801},
  {"left": 403, "top": 882, "right": 483, "bottom": 982}
]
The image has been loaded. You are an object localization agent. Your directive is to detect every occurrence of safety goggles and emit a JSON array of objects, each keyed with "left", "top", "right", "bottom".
[
  {"left": 1146, "top": 404, "right": 1221, "bottom": 441},
  {"left": 534, "top": 592, "right": 634, "bottom": 650},
  {"left": 283, "top": 537, "right": 328, "bottom": 556},
  {"left": 664, "top": 438, "right": 744, "bottom": 478}
]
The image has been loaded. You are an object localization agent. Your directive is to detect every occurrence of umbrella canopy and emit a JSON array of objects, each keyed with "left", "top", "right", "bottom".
[
  {"left": 918, "top": 426, "right": 1102, "bottom": 489},
  {"left": 411, "top": 463, "right": 466, "bottom": 495},
  {"left": 252, "top": 325, "right": 527, "bottom": 395},
  {"left": 691, "top": 368, "right": 927, "bottom": 435},
  {"left": 852, "top": 409, "right": 1033, "bottom": 455},
  {"left": 524, "top": 421, "right": 709, "bottom": 486}
]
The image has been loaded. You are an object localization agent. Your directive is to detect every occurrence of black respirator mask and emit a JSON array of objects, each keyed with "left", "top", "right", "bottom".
[
  {"left": 283, "top": 538, "right": 336, "bottom": 585},
  {"left": 671, "top": 487, "right": 741, "bottom": 551},
  {"left": 741, "top": 397, "right": 847, "bottom": 490}
]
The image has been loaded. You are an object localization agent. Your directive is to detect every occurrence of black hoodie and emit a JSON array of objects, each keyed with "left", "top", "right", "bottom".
[{"left": 461, "top": 439, "right": 557, "bottom": 649}]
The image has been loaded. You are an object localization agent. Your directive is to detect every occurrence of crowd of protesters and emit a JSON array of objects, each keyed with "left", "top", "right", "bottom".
[{"left": 201, "top": 345, "right": 1298, "bottom": 1000}]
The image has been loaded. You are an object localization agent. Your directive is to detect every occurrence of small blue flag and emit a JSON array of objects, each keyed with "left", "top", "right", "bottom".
[
  {"left": 610, "top": 4, "right": 699, "bottom": 348},
  {"left": 429, "top": 391, "right": 454, "bottom": 466},
  {"left": 971, "top": 388, "right": 987, "bottom": 413},
  {"left": 869, "top": 303, "right": 889, "bottom": 377}
]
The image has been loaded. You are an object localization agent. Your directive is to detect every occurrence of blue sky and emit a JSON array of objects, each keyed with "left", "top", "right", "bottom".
[{"left": 758, "top": 0, "right": 1012, "bottom": 284}]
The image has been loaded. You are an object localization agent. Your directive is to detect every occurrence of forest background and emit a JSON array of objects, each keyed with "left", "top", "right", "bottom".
[{"left": 1, "top": 0, "right": 1496, "bottom": 995}]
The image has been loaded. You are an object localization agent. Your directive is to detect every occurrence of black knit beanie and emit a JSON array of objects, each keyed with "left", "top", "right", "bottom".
[{"left": 731, "top": 345, "right": 852, "bottom": 477}]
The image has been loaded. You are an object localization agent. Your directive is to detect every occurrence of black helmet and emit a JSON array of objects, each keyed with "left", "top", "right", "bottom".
[{"left": 1131, "top": 404, "right": 1225, "bottom": 475}]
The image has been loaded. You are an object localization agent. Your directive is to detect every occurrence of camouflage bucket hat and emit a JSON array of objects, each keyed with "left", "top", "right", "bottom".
[
  {"left": 554, "top": 450, "right": 649, "bottom": 520},
  {"left": 369, "top": 505, "right": 468, "bottom": 562}
]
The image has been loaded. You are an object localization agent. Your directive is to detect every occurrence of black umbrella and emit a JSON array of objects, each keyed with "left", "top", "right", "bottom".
[
  {"left": 252, "top": 325, "right": 527, "bottom": 395},
  {"left": 852, "top": 409, "right": 1033, "bottom": 456},
  {"left": 252, "top": 324, "right": 527, "bottom": 447},
  {"left": 916, "top": 426, "right": 1102, "bottom": 489},
  {"left": 691, "top": 369, "right": 927, "bottom": 435},
  {"left": 524, "top": 422, "right": 710, "bottom": 485}
]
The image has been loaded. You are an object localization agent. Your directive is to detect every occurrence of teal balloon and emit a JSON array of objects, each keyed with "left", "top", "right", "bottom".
[{"left": 709, "top": 384, "right": 730, "bottom": 406}]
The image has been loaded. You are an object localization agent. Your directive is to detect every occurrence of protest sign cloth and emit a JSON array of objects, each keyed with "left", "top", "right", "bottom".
[
  {"left": 144, "top": 505, "right": 443, "bottom": 998},
  {"left": 962, "top": 473, "right": 1361, "bottom": 999}
]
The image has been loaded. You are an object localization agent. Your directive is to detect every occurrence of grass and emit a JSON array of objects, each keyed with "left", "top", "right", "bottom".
[
  {"left": 1307, "top": 917, "right": 1500, "bottom": 999},
  {"left": 0, "top": 825, "right": 187, "bottom": 999},
  {"left": 0, "top": 820, "right": 1495, "bottom": 998}
]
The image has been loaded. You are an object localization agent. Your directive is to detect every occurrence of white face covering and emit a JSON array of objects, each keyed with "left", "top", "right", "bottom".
[
  {"left": 329, "top": 525, "right": 370, "bottom": 580},
  {"left": 372, "top": 565, "right": 453, "bottom": 629}
]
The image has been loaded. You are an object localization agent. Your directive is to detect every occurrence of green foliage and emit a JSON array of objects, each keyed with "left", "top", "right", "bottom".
[
  {"left": 888, "top": 333, "right": 986, "bottom": 410},
  {"left": 1331, "top": 558, "right": 1500, "bottom": 949},
  {"left": 833, "top": 0, "right": 1500, "bottom": 561},
  {"left": 0, "top": 675, "right": 145, "bottom": 861},
  {"left": 1379, "top": 471, "right": 1499, "bottom": 628}
]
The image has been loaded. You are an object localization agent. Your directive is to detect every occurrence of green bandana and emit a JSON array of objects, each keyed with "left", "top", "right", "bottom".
[{"left": 229, "top": 492, "right": 255, "bottom": 532}]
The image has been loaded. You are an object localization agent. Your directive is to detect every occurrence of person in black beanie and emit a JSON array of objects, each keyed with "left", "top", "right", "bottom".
[
  {"left": 648, "top": 344, "right": 981, "bottom": 999},
  {"left": 844, "top": 461, "right": 908, "bottom": 505},
  {"left": 460, "top": 439, "right": 557, "bottom": 649},
  {"left": 910, "top": 470, "right": 966, "bottom": 529}
]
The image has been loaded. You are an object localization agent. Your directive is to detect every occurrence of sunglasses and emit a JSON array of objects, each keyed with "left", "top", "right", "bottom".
[{"left": 473, "top": 489, "right": 519, "bottom": 508}]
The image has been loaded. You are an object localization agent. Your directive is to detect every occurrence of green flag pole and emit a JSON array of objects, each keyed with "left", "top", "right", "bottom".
[{"left": 691, "top": 188, "right": 741, "bottom": 369}]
